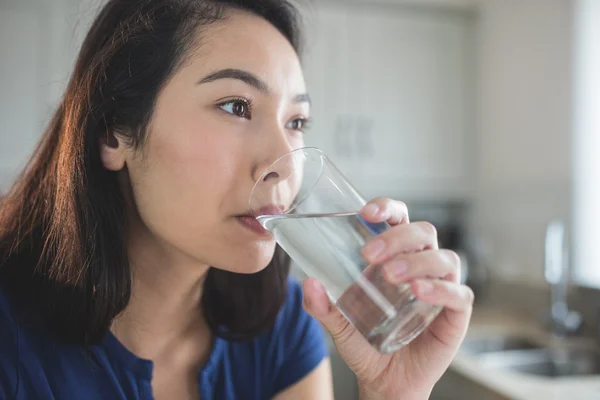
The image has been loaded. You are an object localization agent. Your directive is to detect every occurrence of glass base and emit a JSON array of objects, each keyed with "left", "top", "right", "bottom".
[
  {"left": 335, "top": 271, "right": 443, "bottom": 354},
  {"left": 373, "top": 301, "right": 443, "bottom": 354}
]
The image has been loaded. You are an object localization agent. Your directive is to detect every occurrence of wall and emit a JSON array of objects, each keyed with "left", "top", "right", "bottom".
[
  {"left": 469, "top": 0, "right": 574, "bottom": 284},
  {"left": 0, "top": 0, "right": 100, "bottom": 191}
]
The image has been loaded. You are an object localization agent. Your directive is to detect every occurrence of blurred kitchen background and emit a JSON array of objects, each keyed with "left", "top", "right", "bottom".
[{"left": 1, "top": 0, "right": 599, "bottom": 398}]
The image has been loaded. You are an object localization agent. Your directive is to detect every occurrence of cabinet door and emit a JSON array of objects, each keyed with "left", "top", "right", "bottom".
[
  {"left": 354, "top": 8, "right": 473, "bottom": 197},
  {"left": 301, "top": 3, "right": 474, "bottom": 199}
]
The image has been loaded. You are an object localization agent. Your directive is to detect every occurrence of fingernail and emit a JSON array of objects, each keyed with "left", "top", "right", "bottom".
[
  {"left": 304, "top": 279, "right": 322, "bottom": 309},
  {"left": 386, "top": 260, "right": 408, "bottom": 278},
  {"left": 363, "top": 238, "right": 386, "bottom": 260},
  {"left": 307, "top": 279, "right": 332, "bottom": 315},
  {"left": 312, "top": 279, "right": 327, "bottom": 296},
  {"left": 363, "top": 203, "right": 379, "bottom": 216},
  {"left": 417, "top": 280, "right": 434, "bottom": 294}
]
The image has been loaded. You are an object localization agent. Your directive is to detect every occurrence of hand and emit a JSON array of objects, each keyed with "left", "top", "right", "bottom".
[{"left": 302, "top": 198, "right": 474, "bottom": 400}]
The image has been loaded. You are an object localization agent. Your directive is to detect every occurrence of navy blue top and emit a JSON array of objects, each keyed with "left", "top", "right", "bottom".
[{"left": 0, "top": 278, "right": 327, "bottom": 399}]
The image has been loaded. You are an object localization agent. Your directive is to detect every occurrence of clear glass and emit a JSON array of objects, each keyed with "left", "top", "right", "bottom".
[{"left": 249, "top": 147, "right": 442, "bottom": 353}]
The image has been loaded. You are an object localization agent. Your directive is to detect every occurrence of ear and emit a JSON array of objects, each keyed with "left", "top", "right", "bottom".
[{"left": 99, "top": 132, "right": 126, "bottom": 171}]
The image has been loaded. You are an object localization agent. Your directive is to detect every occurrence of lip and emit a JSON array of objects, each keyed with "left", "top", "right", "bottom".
[
  {"left": 252, "top": 204, "right": 285, "bottom": 218},
  {"left": 236, "top": 204, "right": 285, "bottom": 236},
  {"left": 237, "top": 215, "right": 271, "bottom": 236}
]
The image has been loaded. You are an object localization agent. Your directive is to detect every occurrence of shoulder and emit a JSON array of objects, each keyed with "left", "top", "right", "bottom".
[
  {"left": 0, "top": 285, "right": 164, "bottom": 400},
  {"left": 0, "top": 285, "right": 19, "bottom": 399},
  {"left": 263, "top": 277, "right": 329, "bottom": 396}
]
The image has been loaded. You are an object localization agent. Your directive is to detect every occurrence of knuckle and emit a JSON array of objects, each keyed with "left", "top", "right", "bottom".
[
  {"left": 439, "top": 280, "right": 453, "bottom": 295},
  {"left": 329, "top": 315, "right": 354, "bottom": 343}
]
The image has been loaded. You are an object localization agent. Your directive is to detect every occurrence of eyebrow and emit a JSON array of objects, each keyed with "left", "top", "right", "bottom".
[
  {"left": 293, "top": 93, "right": 311, "bottom": 105},
  {"left": 198, "top": 68, "right": 268, "bottom": 93},
  {"left": 198, "top": 68, "right": 311, "bottom": 105}
]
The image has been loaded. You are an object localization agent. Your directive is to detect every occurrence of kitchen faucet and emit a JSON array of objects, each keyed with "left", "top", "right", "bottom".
[{"left": 544, "top": 220, "right": 582, "bottom": 337}]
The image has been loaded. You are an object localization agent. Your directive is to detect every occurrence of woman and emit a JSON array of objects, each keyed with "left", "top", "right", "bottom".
[{"left": 0, "top": 0, "right": 474, "bottom": 399}]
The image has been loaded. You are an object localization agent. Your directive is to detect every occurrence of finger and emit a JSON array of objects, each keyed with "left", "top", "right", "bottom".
[
  {"left": 362, "top": 221, "right": 439, "bottom": 264},
  {"left": 411, "top": 280, "right": 473, "bottom": 349},
  {"left": 360, "top": 197, "right": 409, "bottom": 225},
  {"left": 301, "top": 278, "right": 361, "bottom": 346},
  {"left": 382, "top": 249, "right": 461, "bottom": 284},
  {"left": 302, "top": 278, "right": 386, "bottom": 378},
  {"left": 411, "top": 279, "right": 474, "bottom": 312}
]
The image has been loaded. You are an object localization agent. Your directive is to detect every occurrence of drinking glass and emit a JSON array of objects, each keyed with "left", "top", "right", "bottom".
[{"left": 249, "top": 147, "right": 442, "bottom": 353}]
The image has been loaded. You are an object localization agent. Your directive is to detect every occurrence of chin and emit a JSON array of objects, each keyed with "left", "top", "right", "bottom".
[
  {"left": 213, "top": 242, "right": 278, "bottom": 274},
  {"left": 214, "top": 259, "right": 271, "bottom": 275}
]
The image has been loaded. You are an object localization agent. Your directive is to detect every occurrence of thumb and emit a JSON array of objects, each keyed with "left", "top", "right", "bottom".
[
  {"left": 302, "top": 278, "right": 384, "bottom": 380},
  {"left": 302, "top": 278, "right": 359, "bottom": 347}
]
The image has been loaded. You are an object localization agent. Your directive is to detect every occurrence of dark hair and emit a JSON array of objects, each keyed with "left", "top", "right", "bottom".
[{"left": 0, "top": 0, "right": 303, "bottom": 345}]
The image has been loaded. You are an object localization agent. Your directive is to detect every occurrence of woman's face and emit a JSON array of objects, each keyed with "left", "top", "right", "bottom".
[{"left": 109, "top": 10, "right": 309, "bottom": 273}]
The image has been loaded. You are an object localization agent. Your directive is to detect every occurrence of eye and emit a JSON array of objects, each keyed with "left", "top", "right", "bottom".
[
  {"left": 218, "top": 98, "right": 252, "bottom": 119},
  {"left": 286, "top": 117, "right": 311, "bottom": 133}
]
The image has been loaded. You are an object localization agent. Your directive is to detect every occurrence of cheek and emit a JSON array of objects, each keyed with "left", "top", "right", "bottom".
[
  {"left": 152, "top": 110, "right": 244, "bottom": 194},
  {"left": 288, "top": 132, "right": 305, "bottom": 149},
  {"left": 128, "top": 133, "right": 277, "bottom": 273},
  {"left": 147, "top": 86, "right": 242, "bottom": 194},
  {"left": 127, "top": 121, "right": 242, "bottom": 250}
]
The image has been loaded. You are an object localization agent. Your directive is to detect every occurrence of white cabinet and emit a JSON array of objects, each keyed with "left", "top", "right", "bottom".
[
  {"left": 301, "top": 3, "right": 475, "bottom": 200},
  {"left": 300, "top": 5, "right": 353, "bottom": 169}
]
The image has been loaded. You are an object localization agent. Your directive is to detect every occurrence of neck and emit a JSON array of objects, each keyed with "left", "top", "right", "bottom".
[{"left": 111, "top": 223, "right": 211, "bottom": 360}]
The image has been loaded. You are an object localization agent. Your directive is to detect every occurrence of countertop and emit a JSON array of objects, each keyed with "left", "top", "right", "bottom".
[{"left": 451, "top": 308, "right": 600, "bottom": 400}]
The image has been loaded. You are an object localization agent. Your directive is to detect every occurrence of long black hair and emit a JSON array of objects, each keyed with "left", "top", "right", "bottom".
[{"left": 0, "top": 0, "right": 303, "bottom": 345}]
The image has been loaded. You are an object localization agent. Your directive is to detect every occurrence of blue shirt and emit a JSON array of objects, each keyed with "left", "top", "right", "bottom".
[{"left": 0, "top": 278, "right": 328, "bottom": 399}]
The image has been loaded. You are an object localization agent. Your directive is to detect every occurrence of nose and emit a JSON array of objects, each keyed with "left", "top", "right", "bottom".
[
  {"left": 251, "top": 128, "right": 296, "bottom": 184},
  {"left": 253, "top": 151, "right": 297, "bottom": 191},
  {"left": 249, "top": 144, "right": 302, "bottom": 215},
  {"left": 261, "top": 171, "right": 280, "bottom": 182}
]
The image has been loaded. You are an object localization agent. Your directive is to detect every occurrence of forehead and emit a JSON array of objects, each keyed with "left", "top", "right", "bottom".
[{"left": 181, "top": 10, "right": 306, "bottom": 95}]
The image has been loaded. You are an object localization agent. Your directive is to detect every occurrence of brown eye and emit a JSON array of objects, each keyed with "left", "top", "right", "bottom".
[
  {"left": 219, "top": 99, "right": 252, "bottom": 119},
  {"left": 231, "top": 101, "right": 246, "bottom": 117},
  {"left": 286, "top": 118, "right": 311, "bottom": 133}
]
